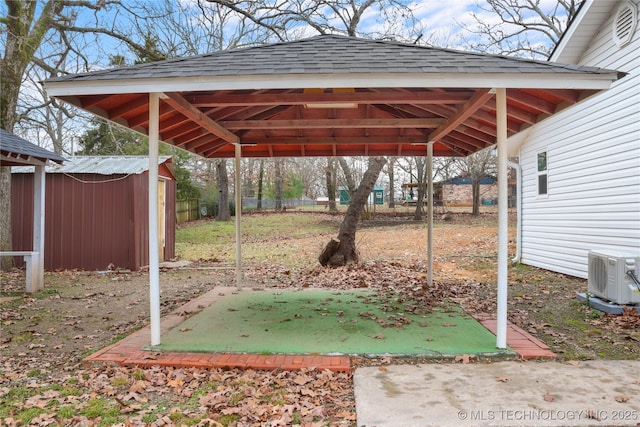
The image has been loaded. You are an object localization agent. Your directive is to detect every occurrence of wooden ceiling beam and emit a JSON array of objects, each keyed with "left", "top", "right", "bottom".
[
  {"left": 507, "top": 89, "right": 557, "bottom": 115},
  {"left": 127, "top": 103, "right": 173, "bottom": 128},
  {"left": 428, "top": 89, "right": 494, "bottom": 142},
  {"left": 108, "top": 95, "right": 149, "bottom": 119},
  {"left": 81, "top": 94, "right": 115, "bottom": 108},
  {"left": 219, "top": 118, "right": 444, "bottom": 130},
  {"left": 166, "top": 128, "right": 205, "bottom": 146},
  {"left": 163, "top": 92, "right": 239, "bottom": 144},
  {"left": 240, "top": 136, "right": 427, "bottom": 145},
  {"left": 186, "top": 91, "right": 472, "bottom": 107}
]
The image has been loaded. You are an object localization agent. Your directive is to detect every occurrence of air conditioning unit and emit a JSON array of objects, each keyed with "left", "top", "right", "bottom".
[{"left": 588, "top": 250, "right": 640, "bottom": 305}]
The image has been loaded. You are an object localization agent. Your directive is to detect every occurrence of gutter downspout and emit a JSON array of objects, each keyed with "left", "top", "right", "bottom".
[{"left": 508, "top": 160, "right": 522, "bottom": 263}]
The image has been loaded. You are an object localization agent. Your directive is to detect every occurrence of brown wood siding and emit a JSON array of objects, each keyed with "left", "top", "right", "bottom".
[{"left": 11, "top": 171, "right": 176, "bottom": 271}]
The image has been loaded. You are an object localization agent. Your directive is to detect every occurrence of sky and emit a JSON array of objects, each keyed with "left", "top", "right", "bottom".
[{"left": 1, "top": 0, "right": 574, "bottom": 151}]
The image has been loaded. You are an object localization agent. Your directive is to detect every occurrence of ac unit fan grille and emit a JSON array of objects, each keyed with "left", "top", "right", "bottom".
[{"left": 589, "top": 256, "right": 607, "bottom": 293}]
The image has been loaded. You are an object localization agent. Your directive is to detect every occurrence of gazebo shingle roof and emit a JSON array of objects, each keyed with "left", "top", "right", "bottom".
[
  {"left": 47, "top": 35, "right": 617, "bottom": 82},
  {"left": 44, "top": 34, "right": 623, "bottom": 159}
]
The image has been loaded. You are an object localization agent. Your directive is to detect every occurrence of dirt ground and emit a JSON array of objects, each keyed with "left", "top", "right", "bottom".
[
  {"left": 1, "top": 211, "right": 639, "bottom": 425},
  {"left": 3, "top": 215, "right": 637, "bottom": 365}
]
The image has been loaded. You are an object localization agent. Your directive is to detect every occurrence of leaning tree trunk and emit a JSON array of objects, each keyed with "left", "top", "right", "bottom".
[{"left": 319, "top": 156, "right": 386, "bottom": 267}]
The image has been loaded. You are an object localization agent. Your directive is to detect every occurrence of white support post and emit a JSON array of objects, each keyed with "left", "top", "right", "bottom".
[
  {"left": 234, "top": 143, "right": 242, "bottom": 290},
  {"left": 149, "top": 92, "right": 161, "bottom": 346},
  {"left": 32, "top": 165, "right": 45, "bottom": 292},
  {"left": 427, "top": 142, "right": 434, "bottom": 288},
  {"left": 496, "top": 87, "right": 508, "bottom": 349}
]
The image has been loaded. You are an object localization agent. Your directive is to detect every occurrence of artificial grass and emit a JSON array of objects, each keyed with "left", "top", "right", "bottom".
[{"left": 153, "top": 289, "right": 513, "bottom": 357}]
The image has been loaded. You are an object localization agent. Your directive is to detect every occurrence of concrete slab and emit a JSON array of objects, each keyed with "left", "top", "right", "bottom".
[{"left": 354, "top": 360, "right": 640, "bottom": 426}]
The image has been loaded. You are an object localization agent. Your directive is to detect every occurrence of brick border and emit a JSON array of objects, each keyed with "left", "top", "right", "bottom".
[
  {"left": 84, "top": 287, "right": 351, "bottom": 372},
  {"left": 478, "top": 318, "right": 556, "bottom": 359},
  {"left": 84, "top": 287, "right": 554, "bottom": 372}
]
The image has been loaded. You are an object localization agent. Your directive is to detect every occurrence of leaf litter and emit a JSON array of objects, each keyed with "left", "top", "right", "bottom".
[{"left": 2, "top": 212, "right": 639, "bottom": 425}]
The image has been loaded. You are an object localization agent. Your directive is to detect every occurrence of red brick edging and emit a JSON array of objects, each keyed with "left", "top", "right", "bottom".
[{"left": 84, "top": 287, "right": 554, "bottom": 372}]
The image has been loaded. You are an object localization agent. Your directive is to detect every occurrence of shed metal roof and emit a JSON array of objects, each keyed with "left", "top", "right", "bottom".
[
  {"left": 0, "top": 129, "right": 66, "bottom": 166},
  {"left": 12, "top": 155, "right": 172, "bottom": 175},
  {"left": 44, "top": 34, "right": 624, "bottom": 159}
]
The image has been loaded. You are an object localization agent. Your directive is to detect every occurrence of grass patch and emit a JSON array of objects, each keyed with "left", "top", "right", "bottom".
[
  {"left": 26, "top": 369, "right": 42, "bottom": 378},
  {"left": 57, "top": 405, "right": 77, "bottom": 419},
  {"left": 80, "top": 397, "right": 120, "bottom": 419},
  {"left": 111, "top": 376, "right": 129, "bottom": 387},
  {"left": 176, "top": 213, "right": 338, "bottom": 265}
]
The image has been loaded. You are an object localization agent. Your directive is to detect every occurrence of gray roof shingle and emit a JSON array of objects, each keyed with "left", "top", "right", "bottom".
[
  {"left": 0, "top": 129, "right": 65, "bottom": 165},
  {"left": 46, "top": 34, "right": 619, "bottom": 83}
]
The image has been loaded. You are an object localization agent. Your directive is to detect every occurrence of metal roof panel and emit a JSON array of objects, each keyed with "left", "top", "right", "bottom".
[{"left": 12, "top": 155, "right": 171, "bottom": 175}]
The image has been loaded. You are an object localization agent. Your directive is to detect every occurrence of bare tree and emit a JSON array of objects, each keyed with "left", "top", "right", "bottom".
[
  {"left": 205, "top": 0, "right": 423, "bottom": 41},
  {"left": 462, "top": 0, "right": 583, "bottom": 58},
  {"left": 0, "top": 0, "right": 168, "bottom": 268},
  {"left": 454, "top": 148, "right": 497, "bottom": 215}
]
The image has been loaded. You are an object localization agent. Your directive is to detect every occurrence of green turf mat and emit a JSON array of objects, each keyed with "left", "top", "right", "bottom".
[{"left": 153, "top": 289, "right": 513, "bottom": 357}]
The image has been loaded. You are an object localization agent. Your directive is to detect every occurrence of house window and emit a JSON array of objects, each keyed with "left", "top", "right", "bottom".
[{"left": 537, "top": 151, "right": 547, "bottom": 196}]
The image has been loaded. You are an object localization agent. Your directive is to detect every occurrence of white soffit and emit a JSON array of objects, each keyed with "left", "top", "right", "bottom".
[{"left": 45, "top": 72, "right": 618, "bottom": 97}]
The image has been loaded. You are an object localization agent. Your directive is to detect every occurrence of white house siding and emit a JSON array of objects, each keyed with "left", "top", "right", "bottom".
[{"left": 515, "top": 5, "right": 640, "bottom": 278}]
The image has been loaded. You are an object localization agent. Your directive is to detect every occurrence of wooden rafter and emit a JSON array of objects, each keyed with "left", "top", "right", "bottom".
[
  {"left": 186, "top": 91, "right": 472, "bottom": 107},
  {"left": 162, "top": 93, "right": 239, "bottom": 144},
  {"left": 428, "top": 89, "right": 494, "bottom": 142},
  {"left": 219, "top": 118, "right": 444, "bottom": 129},
  {"left": 240, "top": 136, "right": 427, "bottom": 145}
]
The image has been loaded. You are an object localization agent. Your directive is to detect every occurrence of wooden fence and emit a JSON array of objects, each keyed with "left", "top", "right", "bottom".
[{"left": 176, "top": 199, "right": 200, "bottom": 223}]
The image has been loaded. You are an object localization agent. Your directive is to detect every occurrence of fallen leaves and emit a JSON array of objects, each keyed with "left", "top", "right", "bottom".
[
  {"left": 0, "top": 364, "right": 355, "bottom": 426},
  {"left": 454, "top": 354, "right": 477, "bottom": 364}
]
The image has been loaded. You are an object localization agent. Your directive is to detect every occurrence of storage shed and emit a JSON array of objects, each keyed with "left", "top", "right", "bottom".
[{"left": 11, "top": 156, "right": 176, "bottom": 271}]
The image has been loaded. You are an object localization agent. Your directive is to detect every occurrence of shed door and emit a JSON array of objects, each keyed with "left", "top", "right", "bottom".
[{"left": 158, "top": 180, "right": 166, "bottom": 262}]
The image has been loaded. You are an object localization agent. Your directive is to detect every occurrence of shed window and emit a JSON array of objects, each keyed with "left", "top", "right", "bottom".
[{"left": 537, "top": 151, "right": 547, "bottom": 196}]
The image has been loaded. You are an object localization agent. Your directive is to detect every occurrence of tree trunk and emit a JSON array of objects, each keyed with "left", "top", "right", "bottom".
[
  {"left": 319, "top": 156, "right": 386, "bottom": 267},
  {"left": 216, "top": 160, "right": 230, "bottom": 221},
  {"left": 274, "top": 158, "right": 283, "bottom": 212},
  {"left": 325, "top": 158, "right": 337, "bottom": 212},
  {"left": 471, "top": 181, "right": 481, "bottom": 215},
  {"left": 0, "top": 168, "right": 12, "bottom": 270},
  {"left": 338, "top": 157, "right": 356, "bottom": 197},
  {"left": 387, "top": 157, "right": 395, "bottom": 208},
  {"left": 257, "top": 159, "right": 264, "bottom": 210},
  {"left": 413, "top": 157, "right": 426, "bottom": 221}
]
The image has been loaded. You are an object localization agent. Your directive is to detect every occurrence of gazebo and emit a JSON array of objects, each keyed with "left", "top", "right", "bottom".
[
  {"left": 43, "top": 35, "right": 623, "bottom": 348},
  {"left": 0, "top": 128, "right": 65, "bottom": 292}
]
